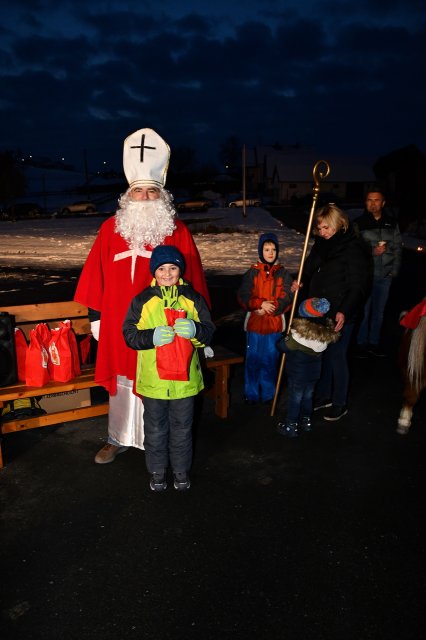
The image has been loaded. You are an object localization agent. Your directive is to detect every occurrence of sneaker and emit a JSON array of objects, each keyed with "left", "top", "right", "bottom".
[
  {"left": 94, "top": 443, "right": 129, "bottom": 464},
  {"left": 323, "top": 405, "right": 348, "bottom": 421},
  {"left": 173, "top": 472, "right": 191, "bottom": 491},
  {"left": 277, "top": 422, "right": 299, "bottom": 438},
  {"left": 299, "top": 416, "right": 312, "bottom": 432},
  {"left": 150, "top": 472, "right": 168, "bottom": 492},
  {"left": 367, "top": 345, "right": 386, "bottom": 357},
  {"left": 313, "top": 398, "right": 332, "bottom": 411}
]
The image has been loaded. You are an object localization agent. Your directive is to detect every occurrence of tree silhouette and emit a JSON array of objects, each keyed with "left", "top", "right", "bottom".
[{"left": 0, "top": 151, "right": 26, "bottom": 207}]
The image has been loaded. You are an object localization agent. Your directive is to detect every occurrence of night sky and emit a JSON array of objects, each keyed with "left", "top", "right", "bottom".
[{"left": 1, "top": 0, "right": 425, "bottom": 173}]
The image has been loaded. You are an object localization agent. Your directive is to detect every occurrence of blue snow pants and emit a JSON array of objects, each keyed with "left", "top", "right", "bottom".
[{"left": 244, "top": 331, "right": 281, "bottom": 403}]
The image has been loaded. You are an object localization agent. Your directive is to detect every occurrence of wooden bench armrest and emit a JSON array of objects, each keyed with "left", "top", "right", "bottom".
[{"left": 203, "top": 346, "right": 244, "bottom": 369}]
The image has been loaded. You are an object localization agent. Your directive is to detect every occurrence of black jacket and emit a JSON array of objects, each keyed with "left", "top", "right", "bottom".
[
  {"left": 354, "top": 210, "right": 402, "bottom": 279},
  {"left": 302, "top": 224, "right": 372, "bottom": 323}
]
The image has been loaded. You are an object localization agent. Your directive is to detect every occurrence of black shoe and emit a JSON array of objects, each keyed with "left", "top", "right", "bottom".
[
  {"left": 150, "top": 472, "right": 167, "bottom": 492},
  {"left": 323, "top": 405, "right": 348, "bottom": 421},
  {"left": 173, "top": 472, "right": 191, "bottom": 491},
  {"left": 353, "top": 345, "right": 370, "bottom": 358},
  {"left": 299, "top": 416, "right": 312, "bottom": 432},
  {"left": 277, "top": 422, "right": 299, "bottom": 438},
  {"left": 367, "top": 345, "right": 386, "bottom": 357},
  {"left": 313, "top": 398, "right": 332, "bottom": 411}
]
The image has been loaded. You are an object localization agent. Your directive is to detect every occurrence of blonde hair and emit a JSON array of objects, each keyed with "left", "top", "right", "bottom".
[{"left": 313, "top": 204, "right": 349, "bottom": 235}]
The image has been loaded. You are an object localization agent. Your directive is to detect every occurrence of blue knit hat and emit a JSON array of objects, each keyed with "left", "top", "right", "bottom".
[
  {"left": 258, "top": 232, "right": 279, "bottom": 263},
  {"left": 150, "top": 245, "right": 186, "bottom": 276},
  {"left": 299, "top": 297, "right": 330, "bottom": 317}
]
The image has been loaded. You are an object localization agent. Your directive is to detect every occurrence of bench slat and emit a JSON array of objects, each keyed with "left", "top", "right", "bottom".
[
  {"left": 0, "top": 301, "right": 88, "bottom": 322},
  {"left": 1, "top": 403, "right": 109, "bottom": 434},
  {"left": 0, "top": 369, "right": 98, "bottom": 403}
]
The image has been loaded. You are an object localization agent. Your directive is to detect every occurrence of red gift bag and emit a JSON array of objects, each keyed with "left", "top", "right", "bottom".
[
  {"left": 78, "top": 334, "right": 92, "bottom": 365},
  {"left": 25, "top": 329, "right": 50, "bottom": 387},
  {"left": 48, "top": 320, "right": 81, "bottom": 382},
  {"left": 36, "top": 322, "right": 51, "bottom": 349},
  {"left": 14, "top": 327, "right": 28, "bottom": 382},
  {"left": 62, "top": 320, "right": 81, "bottom": 378},
  {"left": 156, "top": 308, "right": 193, "bottom": 381}
]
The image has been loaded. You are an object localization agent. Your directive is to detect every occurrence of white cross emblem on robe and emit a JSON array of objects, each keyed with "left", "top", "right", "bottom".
[{"left": 114, "top": 248, "right": 152, "bottom": 282}]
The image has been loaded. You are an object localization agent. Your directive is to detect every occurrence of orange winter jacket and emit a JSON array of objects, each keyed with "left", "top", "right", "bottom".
[{"left": 237, "top": 261, "right": 293, "bottom": 334}]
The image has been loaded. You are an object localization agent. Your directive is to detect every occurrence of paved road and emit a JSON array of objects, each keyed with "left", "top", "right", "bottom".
[{"left": 1, "top": 219, "right": 425, "bottom": 640}]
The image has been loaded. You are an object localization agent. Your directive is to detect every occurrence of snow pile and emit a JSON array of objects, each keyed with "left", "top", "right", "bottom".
[{"left": 0, "top": 208, "right": 309, "bottom": 275}]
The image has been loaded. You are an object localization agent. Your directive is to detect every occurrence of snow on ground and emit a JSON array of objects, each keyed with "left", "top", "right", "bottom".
[{"left": 0, "top": 208, "right": 309, "bottom": 275}]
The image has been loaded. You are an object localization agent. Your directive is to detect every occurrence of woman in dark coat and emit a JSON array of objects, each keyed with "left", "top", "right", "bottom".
[{"left": 298, "top": 204, "right": 372, "bottom": 421}]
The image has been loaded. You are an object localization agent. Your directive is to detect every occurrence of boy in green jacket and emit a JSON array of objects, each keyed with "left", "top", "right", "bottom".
[{"left": 123, "top": 245, "right": 215, "bottom": 492}]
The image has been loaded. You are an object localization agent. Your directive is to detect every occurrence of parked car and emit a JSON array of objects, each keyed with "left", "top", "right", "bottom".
[
  {"left": 3, "top": 202, "right": 44, "bottom": 219},
  {"left": 176, "top": 198, "right": 212, "bottom": 212},
  {"left": 228, "top": 198, "right": 261, "bottom": 208},
  {"left": 58, "top": 201, "right": 97, "bottom": 216}
]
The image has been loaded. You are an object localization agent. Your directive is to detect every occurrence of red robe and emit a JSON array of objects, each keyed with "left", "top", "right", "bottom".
[{"left": 74, "top": 216, "right": 210, "bottom": 394}]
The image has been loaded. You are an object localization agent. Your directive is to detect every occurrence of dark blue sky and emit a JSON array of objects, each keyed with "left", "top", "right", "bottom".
[{"left": 1, "top": 0, "right": 425, "bottom": 173}]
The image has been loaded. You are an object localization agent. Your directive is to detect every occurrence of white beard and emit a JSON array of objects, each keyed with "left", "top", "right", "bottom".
[{"left": 115, "top": 189, "right": 177, "bottom": 250}]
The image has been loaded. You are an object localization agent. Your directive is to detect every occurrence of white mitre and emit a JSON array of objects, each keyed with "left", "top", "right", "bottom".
[{"left": 123, "top": 128, "right": 170, "bottom": 189}]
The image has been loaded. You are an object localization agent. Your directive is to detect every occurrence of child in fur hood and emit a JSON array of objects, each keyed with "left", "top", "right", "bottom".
[{"left": 276, "top": 297, "right": 340, "bottom": 438}]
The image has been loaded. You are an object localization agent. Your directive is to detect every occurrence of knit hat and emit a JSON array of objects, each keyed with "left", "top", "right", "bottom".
[
  {"left": 258, "top": 232, "right": 279, "bottom": 263},
  {"left": 299, "top": 297, "right": 330, "bottom": 317},
  {"left": 150, "top": 245, "right": 185, "bottom": 276},
  {"left": 123, "top": 128, "right": 170, "bottom": 189}
]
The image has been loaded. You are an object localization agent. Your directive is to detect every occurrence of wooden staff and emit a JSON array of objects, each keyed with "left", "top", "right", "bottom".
[{"left": 270, "top": 160, "right": 331, "bottom": 417}]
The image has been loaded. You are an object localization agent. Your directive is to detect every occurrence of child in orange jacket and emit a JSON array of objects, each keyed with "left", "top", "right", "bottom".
[{"left": 237, "top": 233, "right": 293, "bottom": 404}]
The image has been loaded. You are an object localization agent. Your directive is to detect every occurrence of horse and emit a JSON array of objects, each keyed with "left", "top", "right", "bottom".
[{"left": 397, "top": 307, "right": 426, "bottom": 435}]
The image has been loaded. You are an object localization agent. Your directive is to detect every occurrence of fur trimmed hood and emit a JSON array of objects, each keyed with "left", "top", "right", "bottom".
[{"left": 291, "top": 318, "right": 340, "bottom": 344}]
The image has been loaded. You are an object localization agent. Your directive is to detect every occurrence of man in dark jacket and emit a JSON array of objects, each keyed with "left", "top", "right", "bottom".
[{"left": 354, "top": 188, "right": 402, "bottom": 356}]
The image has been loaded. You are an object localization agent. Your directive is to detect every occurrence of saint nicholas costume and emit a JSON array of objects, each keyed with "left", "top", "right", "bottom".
[{"left": 74, "top": 128, "right": 209, "bottom": 454}]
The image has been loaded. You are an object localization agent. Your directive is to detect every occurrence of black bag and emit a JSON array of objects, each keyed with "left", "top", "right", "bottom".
[{"left": 0, "top": 312, "right": 18, "bottom": 387}]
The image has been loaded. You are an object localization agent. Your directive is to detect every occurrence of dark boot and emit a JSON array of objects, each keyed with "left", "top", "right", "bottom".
[
  {"left": 299, "top": 416, "right": 312, "bottom": 432},
  {"left": 277, "top": 422, "right": 299, "bottom": 438}
]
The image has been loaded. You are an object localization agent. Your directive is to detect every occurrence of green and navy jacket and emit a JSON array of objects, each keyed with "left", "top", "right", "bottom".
[{"left": 122, "top": 279, "right": 215, "bottom": 399}]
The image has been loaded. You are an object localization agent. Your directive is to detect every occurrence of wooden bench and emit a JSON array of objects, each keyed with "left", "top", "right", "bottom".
[
  {"left": 202, "top": 346, "right": 244, "bottom": 419},
  {"left": 0, "top": 301, "right": 243, "bottom": 468}
]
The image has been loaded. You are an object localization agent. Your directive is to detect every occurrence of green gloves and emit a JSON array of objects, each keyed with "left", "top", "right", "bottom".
[
  {"left": 173, "top": 318, "right": 196, "bottom": 339},
  {"left": 153, "top": 326, "right": 175, "bottom": 346}
]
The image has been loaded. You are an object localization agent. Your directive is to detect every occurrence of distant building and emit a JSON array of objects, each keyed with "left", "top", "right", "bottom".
[{"left": 245, "top": 145, "right": 377, "bottom": 204}]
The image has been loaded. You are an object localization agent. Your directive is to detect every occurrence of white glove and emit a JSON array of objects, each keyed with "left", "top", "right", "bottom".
[
  {"left": 173, "top": 318, "right": 196, "bottom": 339},
  {"left": 153, "top": 326, "right": 175, "bottom": 346},
  {"left": 204, "top": 346, "right": 214, "bottom": 358},
  {"left": 91, "top": 320, "right": 101, "bottom": 341}
]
